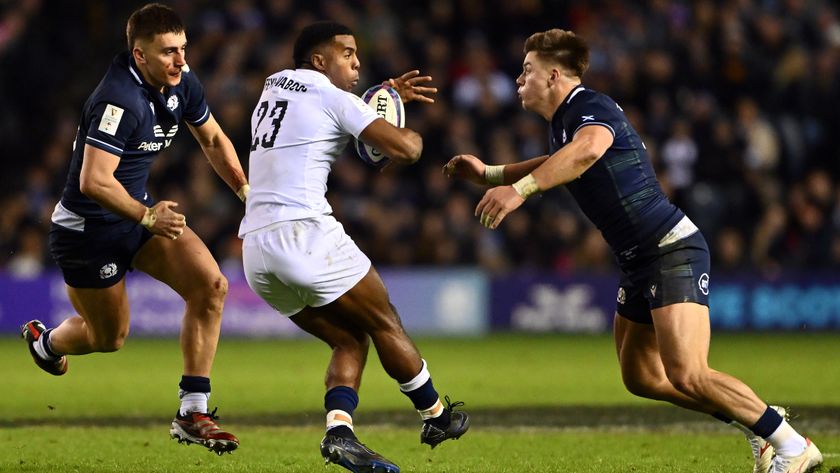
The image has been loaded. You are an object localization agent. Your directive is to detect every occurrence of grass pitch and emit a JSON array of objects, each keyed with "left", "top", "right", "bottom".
[{"left": 2, "top": 333, "right": 839, "bottom": 472}]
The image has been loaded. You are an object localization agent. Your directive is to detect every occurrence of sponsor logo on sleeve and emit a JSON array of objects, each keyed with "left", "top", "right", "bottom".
[
  {"left": 698, "top": 273, "right": 710, "bottom": 295},
  {"left": 98, "top": 104, "right": 124, "bottom": 136}
]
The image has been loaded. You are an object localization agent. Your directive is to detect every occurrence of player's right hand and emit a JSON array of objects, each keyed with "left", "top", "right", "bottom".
[
  {"left": 148, "top": 200, "right": 186, "bottom": 240},
  {"left": 443, "top": 154, "right": 486, "bottom": 185}
]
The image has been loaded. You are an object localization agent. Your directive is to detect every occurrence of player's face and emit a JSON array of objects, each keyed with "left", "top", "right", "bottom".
[
  {"left": 134, "top": 31, "right": 188, "bottom": 91},
  {"left": 322, "top": 35, "right": 360, "bottom": 91},
  {"left": 516, "top": 52, "right": 552, "bottom": 112}
]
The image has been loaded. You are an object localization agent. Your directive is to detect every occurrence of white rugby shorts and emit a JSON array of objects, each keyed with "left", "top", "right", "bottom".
[{"left": 242, "top": 216, "right": 372, "bottom": 317}]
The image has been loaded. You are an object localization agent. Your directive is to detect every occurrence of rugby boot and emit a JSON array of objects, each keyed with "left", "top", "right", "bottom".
[
  {"left": 420, "top": 396, "right": 470, "bottom": 449},
  {"left": 21, "top": 320, "right": 67, "bottom": 376},
  {"left": 320, "top": 434, "right": 400, "bottom": 473},
  {"left": 768, "top": 438, "right": 823, "bottom": 473},
  {"left": 170, "top": 408, "right": 239, "bottom": 455},
  {"left": 747, "top": 406, "right": 787, "bottom": 473}
]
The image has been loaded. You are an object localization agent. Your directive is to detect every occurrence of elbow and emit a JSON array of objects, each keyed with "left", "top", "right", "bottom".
[
  {"left": 578, "top": 138, "right": 603, "bottom": 167},
  {"left": 79, "top": 177, "right": 106, "bottom": 200},
  {"left": 390, "top": 130, "right": 423, "bottom": 165}
]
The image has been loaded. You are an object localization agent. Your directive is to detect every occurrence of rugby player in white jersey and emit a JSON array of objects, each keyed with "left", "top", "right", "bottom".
[
  {"left": 239, "top": 21, "right": 469, "bottom": 473},
  {"left": 445, "top": 29, "right": 821, "bottom": 473}
]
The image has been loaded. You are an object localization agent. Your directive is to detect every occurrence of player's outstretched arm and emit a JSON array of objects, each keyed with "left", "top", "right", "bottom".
[
  {"left": 188, "top": 114, "right": 250, "bottom": 202},
  {"left": 443, "top": 154, "right": 550, "bottom": 186},
  {"left": 385, "top": 70, "right": 437, "bottom": 104},
  {"left": 470, "top": 126, "right": 613, "bottom": 230}
]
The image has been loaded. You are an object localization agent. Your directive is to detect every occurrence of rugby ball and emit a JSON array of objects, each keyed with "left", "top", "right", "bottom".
[{"left": 354, "top": 84, "right": 405, "bottom": 167}]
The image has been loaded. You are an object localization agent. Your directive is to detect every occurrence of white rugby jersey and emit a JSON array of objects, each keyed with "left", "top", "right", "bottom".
[{"left": 239, "top": 69, "right": 379, "bottom": 236}]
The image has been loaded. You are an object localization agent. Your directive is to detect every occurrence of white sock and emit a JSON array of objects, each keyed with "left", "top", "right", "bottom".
[
  {"left": 178, "top": 390, "right": 209, "bottom": 416},
  {"left": 398, "top": 359, "right": 430, "bottom": 393},
  {"left": 33, "top": 336, "right": 57, "bottom": 361},
  {"left": 766, "top": 420, "right": 808, "bottom": 457},
  {"left": 326, "top": 409, "right": 354, "bottom": 431}
]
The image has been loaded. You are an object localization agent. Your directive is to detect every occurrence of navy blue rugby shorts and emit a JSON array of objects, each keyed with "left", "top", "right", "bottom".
[
  {"left": 49, "top": 218, "right": 153, "bottom": 289},
  {"left": 615, "top": 231, "right": 710, "bottom": 324}
]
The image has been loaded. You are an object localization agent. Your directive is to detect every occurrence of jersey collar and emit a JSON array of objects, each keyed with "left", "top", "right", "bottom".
[
  {"left": 293, "top": 68, "right": 334, "bottom": 86},
  {"left": 553, "top": 84, "right": 586, "bottom": 122}
]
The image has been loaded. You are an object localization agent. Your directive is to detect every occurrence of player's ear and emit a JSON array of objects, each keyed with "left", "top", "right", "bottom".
[
  {"left": 132, "top": 47, "right": 146, "bottom": 64},
  {"left": 549, "top": 67, "right": 560, "bottom": 85},
  {"left": 311, "top": 52, "right": 326, "bottom": 71}
]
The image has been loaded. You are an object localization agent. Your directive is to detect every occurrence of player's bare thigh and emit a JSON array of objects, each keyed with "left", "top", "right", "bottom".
[
  {"left": 65, "top": 278, "right": 131, "bottom": 344},
  {"left": 132, "top": 226, "right": 226, "bottom": 300},
  {"left": 650, "top": 302, "right": 711, "bottom": 372},
  {"left": 614, "top": 313, "right": 668, "bottom": 384},
  {"left": 327, "top": 266, "right": 406, "bottom": 333}
]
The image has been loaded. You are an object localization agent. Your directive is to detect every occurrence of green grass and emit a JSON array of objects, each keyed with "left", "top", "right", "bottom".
[
  {"left": 8, "top": 426, "right": 837, "bottom": 473},
  {"left": 2, "top": 333, "right": 840, "bottom": 472}
]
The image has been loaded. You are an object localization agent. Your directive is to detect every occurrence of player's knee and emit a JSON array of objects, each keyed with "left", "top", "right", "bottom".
[
  {"left": 620, "top": 370, "right": 669, "bottom": 399},
  {"left": 622, "top": 376, "right": 659, "bottom": 399},
  {"left": 337, "top": 331, "right": 370, "bottom": 353},
  {"left": 191, "top": 273, "right": 228, "bottom": 314},
  {"left": 665, "top": 369, "right": 705, "bottom": 397},
  {"left": 92, "top": 330, "right": 129, "bottom": 352}
]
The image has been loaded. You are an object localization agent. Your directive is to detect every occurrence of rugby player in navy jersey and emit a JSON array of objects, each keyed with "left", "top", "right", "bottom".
[
  {"left": 445, "top": 29, "right": 821, "bottom": 473},
  {"left": 20, "top": 3, "right": 245, "bottom": 454}
]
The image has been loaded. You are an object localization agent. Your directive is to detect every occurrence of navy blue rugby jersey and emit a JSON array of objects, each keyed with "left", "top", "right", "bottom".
[
  {"left": 57, "top": 52, "right": 210, "bottom": 225},
  {"left": 549, "top": 85, "right": 684, "bottom": 264}
]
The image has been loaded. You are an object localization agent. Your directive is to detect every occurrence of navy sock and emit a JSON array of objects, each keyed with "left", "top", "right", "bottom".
[
  {"left": 750, "top": 405, "right": 784, "bottom": 438},
  {"left": 711, "top": 412, "right": 733, "bottom": 424},
  {"left": 179, "top": 375, "right": 211, "bottom": 394},
  {"left": 325, "top": 386, "right": 359, "bottom": 414},
  {"left": 325, "top": 386, "right": 359, "bottom": 439}
]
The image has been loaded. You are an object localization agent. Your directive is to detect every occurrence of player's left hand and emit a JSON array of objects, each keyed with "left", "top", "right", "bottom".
[
  {"left": 384, "top": 70, "right": 436, "bottom": 104},
  {"left": 475, "top": 185, "right": 524, "bottom": 230}
]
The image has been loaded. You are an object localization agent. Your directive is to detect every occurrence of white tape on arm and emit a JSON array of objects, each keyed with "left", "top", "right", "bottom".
[
  {"left": 512, "top": 174, "right": 540, "bottom": 199},
  {"left": 140, "top": 207, "right": 157, "bottom": 229},
  {"left": 236, "top": 184, "right": 250, "bottom": 202},
  {"left": 484, "top": 165, "right": 505, "bottom": 185}
]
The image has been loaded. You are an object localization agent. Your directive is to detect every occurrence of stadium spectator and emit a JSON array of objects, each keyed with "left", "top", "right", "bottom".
[{"left": 1, "top": 0, "right": 839, "bottom": 277}]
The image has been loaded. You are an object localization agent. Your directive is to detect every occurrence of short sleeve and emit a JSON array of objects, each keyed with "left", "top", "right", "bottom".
[
  {"left": 563, "top": 95, "right": 620, "bottom": 139},
  {"left": 181, "top": 67, "right": 211, "bottom": 126},
  {"left": 85, "top": 101, "right": 140, "bottom": 156},
  {"left": 327, "top": 91, "right": 380, "bottom": 139}
]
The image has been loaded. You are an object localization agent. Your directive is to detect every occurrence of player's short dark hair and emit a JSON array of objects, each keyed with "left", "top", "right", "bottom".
[
  {"left": 126, "top": 3, "right": 185, "bottom": 50},
  {"left": 293, "top": 21, "right": 354, "bottom": 68},
  {"left": 524, "top": 29, "right": 589, "bottom": 77}
]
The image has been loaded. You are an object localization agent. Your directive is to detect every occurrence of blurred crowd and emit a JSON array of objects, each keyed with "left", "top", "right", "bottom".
[{"left": 1, "top": 0, "right": 839, "bottom": 280}]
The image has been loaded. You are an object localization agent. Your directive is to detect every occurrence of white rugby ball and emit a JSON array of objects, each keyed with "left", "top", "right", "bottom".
[{"left": 354, "top": 84, "right": 405, "bottom": 167}]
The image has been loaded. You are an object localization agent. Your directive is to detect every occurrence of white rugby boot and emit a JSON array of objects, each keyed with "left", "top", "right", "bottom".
[{"left": 768, "top": 438, "right": 823, "bottom": 473}]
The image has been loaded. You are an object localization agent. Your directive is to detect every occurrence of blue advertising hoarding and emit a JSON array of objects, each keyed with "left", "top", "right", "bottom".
[
  {"left": 3, "top": 270, "right": 840, "bottom": 334},
  {"left": 489, "top": 272, "right": 840, "bottom": 332},
  {"left": 0, "top": 269, "right": 488, "bottom": 336}
]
